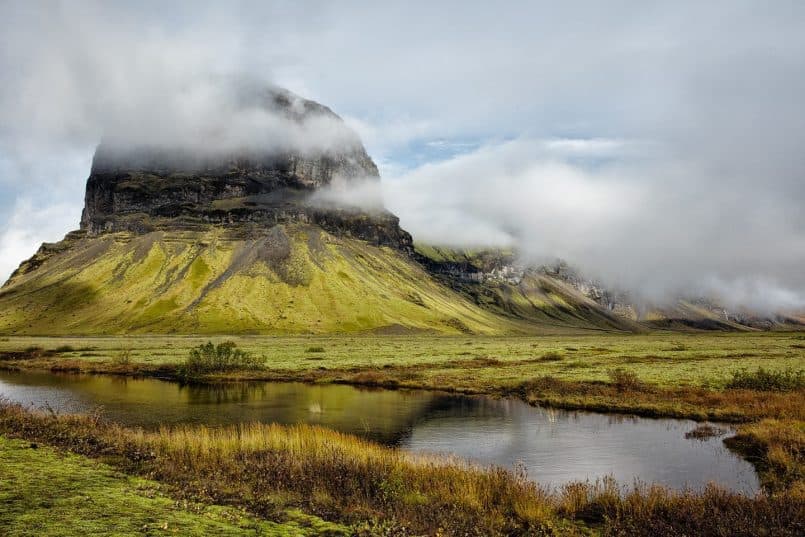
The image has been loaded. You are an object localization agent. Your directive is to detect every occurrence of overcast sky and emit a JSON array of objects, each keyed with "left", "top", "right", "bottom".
[{"left": 1, "top": 1, "right": 804, "bottom": 310}]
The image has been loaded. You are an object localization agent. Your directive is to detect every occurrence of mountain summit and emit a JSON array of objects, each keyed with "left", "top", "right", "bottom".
[{"left": 80, "top": 86, "right": 411, "bottom": 251}]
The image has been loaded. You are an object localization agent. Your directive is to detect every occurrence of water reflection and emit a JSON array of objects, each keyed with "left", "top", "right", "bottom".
[{"left": 0, "top": 370, "right": 759, "bottom": 493}]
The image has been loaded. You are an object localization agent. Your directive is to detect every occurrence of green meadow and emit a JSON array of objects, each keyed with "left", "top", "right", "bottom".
[{"left": 2, "top": 331, "right": 802, "bottom": 389}]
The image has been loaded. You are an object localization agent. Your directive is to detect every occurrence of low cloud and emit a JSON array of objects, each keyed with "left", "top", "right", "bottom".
[
  {"left": 0, "top": 3, "right": 361, "bottom": 174},
  {"left": 318, "top": 138, "right": 805, "bottom": 312}
]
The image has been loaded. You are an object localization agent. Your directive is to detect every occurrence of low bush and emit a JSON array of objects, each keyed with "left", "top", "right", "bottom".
[
  {"left": 608, "top": 368, "right": 645, "bottom": 392},
  {"left": 538, "top": 351, "right": 564, "bottom": 362},
  {"left": 467, "top": 355, "right": 503, "bottom": 366},
  {"left": 726, "top": 368, "right": 804, "bottom": 392},
  {"left": 178, "top": 341, "right": 265, "bottom": 379},
  {"left": 349, "top": 370, "right": 398, "bottom": 387},
  {"left": 684, "top": 423, "right": 727, "bottom": 441},
  {"left": 53, "top": 345, "right": 75, "bottom": 353},
  {"left": 305, "top": 346, "right": 325, "bottom": 353},
  {"left": 111, "top": 348, "right": 133, "bottom": 367}
]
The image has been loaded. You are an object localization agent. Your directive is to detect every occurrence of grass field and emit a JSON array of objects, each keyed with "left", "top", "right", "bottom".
[
  {"left": 0, "top": 435, "right": 348, "bottom": 536},
  {"left": 2, "top": 332, "right": 802, "bottom": 388},
  {"left": 2, "top": 333, "right": 803, "bottom": 428}
]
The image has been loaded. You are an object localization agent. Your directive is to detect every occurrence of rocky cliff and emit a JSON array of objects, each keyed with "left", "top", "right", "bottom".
[{"left": 79, "top": 86, "right": 412, "bottom": 252}]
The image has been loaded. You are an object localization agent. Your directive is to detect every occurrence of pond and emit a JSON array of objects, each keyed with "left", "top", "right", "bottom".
[{"left": 0, "top": 370, "right": 760, "bottom": 494}]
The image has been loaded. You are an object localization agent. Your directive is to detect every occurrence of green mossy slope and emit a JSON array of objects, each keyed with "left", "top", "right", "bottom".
[{"left": 0, "top": 224, "right": 524, "bottom": 335}]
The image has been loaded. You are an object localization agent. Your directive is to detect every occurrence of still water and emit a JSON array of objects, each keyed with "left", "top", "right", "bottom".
[{"left": 0, "top": 370, "right": 759, "bottom": 494}]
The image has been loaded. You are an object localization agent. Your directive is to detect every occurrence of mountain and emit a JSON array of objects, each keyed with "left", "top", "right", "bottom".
[
  {"left": 414, "top": 246, "right": 804, "bottom": 332},
  {"left": 0, "top": 87, "right": 795, "bottom": 335},
  {"left": 0, "top": 87, "right": 586, "bottom": 335}
]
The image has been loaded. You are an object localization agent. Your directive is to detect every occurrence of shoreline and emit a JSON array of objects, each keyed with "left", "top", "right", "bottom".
[{"left": 1, "top": 400, "right": 802, "bottom": 536}]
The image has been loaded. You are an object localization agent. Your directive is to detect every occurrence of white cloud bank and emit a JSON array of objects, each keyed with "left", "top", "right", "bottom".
[{"left": 319, "top": 137, "right": 805, "bottom": 311}]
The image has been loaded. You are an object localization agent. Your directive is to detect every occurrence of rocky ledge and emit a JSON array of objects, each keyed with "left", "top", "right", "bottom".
[{"left": 79, "top": 86, "right": 413, "bottom": 253}]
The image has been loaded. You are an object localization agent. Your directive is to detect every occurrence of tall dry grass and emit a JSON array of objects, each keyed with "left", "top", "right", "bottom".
[
  {"left": 135, "top": 422, "right": 556, "bottom": 535},
  {"left": 725, "top": 418, "right": 805, "bottom": 492}
]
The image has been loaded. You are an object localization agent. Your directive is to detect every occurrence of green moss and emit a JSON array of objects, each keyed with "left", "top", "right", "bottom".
[
  {"left": 188, "top": 256, "right": 212, "bottom": 287},
  {"left": 141, "top": 298, "right": 181, "bottom": 320},
  {"left": 0, "top": 436, "right": 346, "bottom": 536}
]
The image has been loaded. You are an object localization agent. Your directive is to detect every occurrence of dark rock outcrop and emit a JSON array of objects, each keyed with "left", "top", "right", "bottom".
[{"left": 79, "top": 86, "right": 413, "bottom": 253}]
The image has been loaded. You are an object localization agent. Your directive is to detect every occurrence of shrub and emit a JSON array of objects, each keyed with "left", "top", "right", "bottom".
[
  {"left": 111, "top": 348, "right": 133, "bottom": 367},
  {"left": 608, "top": 368, "right": 645, "bottom": 392},
  {"left": 538, "top": 351, "right": 564, "bottom": 362},
  {"left": 468, "top": 355, "right": 503, "bottom": 366},
  {"left": 178, "top": 341, "right": 265, "bottom": 378},
  {"left": 305, "top": 346, "right": 325, "bottom": 353},
  {"left": 350, "top": 370, "right": 398, "bottom": 387},
  {"left": 726, "top": 368, "right": 804, "bottom": 392},
  {"left": 54, "top": 345, "right": 75, "bottom": 353}
]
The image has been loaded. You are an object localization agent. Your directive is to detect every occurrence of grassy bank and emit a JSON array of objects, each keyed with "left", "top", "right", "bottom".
[
  {"left": 0, "top": 435, "right": 348, "bottom": 536},
  {"left": 2, "top": 332, "right": 802, "bottom": 387},
  {"left": 0, "top": 402, "right": 802, "bottom": 536}
]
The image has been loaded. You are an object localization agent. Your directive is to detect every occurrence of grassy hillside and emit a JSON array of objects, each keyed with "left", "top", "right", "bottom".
[
  {"left": 413, "top": 244, "right": 802, "bottom": 332},
  {"left": 0, "top": 224, "right": 530, "bottom": 335},
  {"left": 0, "top": 223, "right": 653, "bottom": 336},
  {"left": 414, "top": 244, "right": 642, "bottom": 332}
]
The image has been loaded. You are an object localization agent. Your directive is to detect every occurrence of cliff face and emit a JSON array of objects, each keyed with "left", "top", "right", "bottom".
[{"left": 79, "top": 86, "right": 412, "bottom": 252}]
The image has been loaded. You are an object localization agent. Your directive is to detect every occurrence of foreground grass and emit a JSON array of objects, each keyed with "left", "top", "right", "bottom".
[
  {"left": 1, "top": 402, "right": 802, "bottom": 536},
  {"left": 0, "top": 435, "right": 347, "bottom": 536}
]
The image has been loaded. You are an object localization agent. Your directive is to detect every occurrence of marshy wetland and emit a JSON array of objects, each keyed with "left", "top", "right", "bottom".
[
  {"left": 0, "top": 333, "right": 803, "bottom": 535},
  {"left": 0, "top": 370, "right": 760, "bottom": 493}
]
